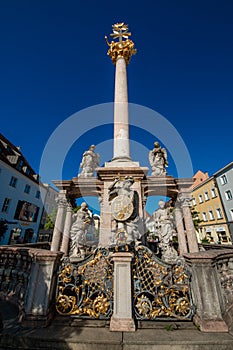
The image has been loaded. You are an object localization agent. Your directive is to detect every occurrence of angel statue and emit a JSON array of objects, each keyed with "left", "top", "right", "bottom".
[
  {"left": 78, "top": 145, "right": 100, "bottom": 177},
  {"left": 149, "top": 141, "right": 168, "bottom": 176}
]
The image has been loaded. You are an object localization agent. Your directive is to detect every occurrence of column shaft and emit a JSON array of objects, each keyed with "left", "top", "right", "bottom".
[
  {"left": 50, "top": 196, "right": 66, "bottom": 252},
  {"left": 174, "top": 207, "right": 188, "bottom": 254},
  {"left": 182, "top": 205, "right": 199, "bottom": 253},
  {"left": 60, "top": 204, "right": 73, "bottom": 255},
  {"left": 113, "top": 57, "right": 130, "bottom": 160}
]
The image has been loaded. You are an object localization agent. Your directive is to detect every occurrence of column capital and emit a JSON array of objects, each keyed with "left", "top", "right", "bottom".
[
  {"left": 55, "top": 195, "right": 67, "bottom": 208},
  {"left": 66, "top": 201, "right": 73, "bottom": 212},
  {"left": 177, "top": 193, "right": 192, "bottom": 207}
]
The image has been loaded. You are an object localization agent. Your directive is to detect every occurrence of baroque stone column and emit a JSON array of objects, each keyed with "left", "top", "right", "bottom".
[
  {"left": 50, "top": 192, "right": 67, "bottom": 252},
  {"left": 179, "top": 194, "right": 199, "bottom": 253},
  {"left": 60, "top": 202, "right": 73, "bottom": 255},
  {"left": 105, "top": 22, "right": 137, "bottom": 164}
]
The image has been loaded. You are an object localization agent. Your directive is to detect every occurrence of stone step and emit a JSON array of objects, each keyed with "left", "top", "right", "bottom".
[
  {"left": 1, "top": 323, "right": 233, "bottom": 350},
  {"left": 1, "top": 301, "right": 233, "bottom": 350}
]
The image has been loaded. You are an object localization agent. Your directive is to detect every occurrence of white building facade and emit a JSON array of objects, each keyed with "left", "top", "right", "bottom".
[{"left": 0, "top": 133, "right": 57, "bottom": 245}]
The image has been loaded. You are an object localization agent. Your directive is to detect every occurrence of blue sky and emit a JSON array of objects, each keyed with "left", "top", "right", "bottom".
[{"left": 1, "top": 1, "right": 233, "bottom": 212}]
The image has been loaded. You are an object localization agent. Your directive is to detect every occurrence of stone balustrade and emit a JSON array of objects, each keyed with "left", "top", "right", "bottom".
[
  {"left": 184, "top": 249, "right": 233, "bottom": 332},
  {"left": 0, "top": 246, "right": 62, "bottom": 326}
]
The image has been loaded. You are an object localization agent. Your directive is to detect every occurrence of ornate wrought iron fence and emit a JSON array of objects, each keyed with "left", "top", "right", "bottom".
[
  {"left": 56, "top": 247, "right": 113, "bottom": 318},
  {"left": 132, "top": 245, "right": 194, "bottom": 320}
]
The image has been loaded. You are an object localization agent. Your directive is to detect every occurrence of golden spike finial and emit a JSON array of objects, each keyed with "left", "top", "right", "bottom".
[{"left": 105, "top": 22, "right": 136, "bottom": 65}]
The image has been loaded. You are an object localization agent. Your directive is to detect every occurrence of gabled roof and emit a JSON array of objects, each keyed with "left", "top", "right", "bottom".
[{"left": 0, "top": 133, "right": 39, "bottom": 183}]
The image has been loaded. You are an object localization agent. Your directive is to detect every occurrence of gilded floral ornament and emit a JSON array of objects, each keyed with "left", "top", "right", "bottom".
[{"left": 105, "top": 22, "right": 137, "bottom": 65}]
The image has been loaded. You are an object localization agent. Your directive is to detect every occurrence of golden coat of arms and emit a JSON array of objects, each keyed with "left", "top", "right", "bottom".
[{"left": 111, "top": 194, "right": 134, "bottom": 221}]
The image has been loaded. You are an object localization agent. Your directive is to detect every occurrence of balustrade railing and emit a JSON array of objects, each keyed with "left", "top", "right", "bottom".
[{"left": 0, "top": 246, "right": 62, "bottom": 325}]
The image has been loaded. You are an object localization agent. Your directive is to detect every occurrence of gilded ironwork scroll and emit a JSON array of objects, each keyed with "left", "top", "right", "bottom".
[
  {"left": 56, "top": 248, "right": 113, "bottom": 318},
  {"left": 133, "top": 245, "right": 194, "bottom": 320}
]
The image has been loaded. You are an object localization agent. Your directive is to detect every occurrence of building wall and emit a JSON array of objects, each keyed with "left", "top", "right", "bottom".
[
  {"left": 0, "top": 160, "right": 46, "bottom": 244},
  {"left": 40, "top": 183, "right": 59, "bottom": 227},
  {"left": 214, "top": 162, "right": 233, "bottom": 240},
  {"left": 192, "top": 176, "right": 231, "bottom": 244}
]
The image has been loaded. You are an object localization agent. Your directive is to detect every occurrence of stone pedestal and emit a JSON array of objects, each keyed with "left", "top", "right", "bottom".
[
  {"left": 110, "top": 252, "right": 135, "bottom": 332},
  {"left": 24, "top": 249, "right": 63, "bottom": 326},
  {"left": 97, "top": 167, "right": 148, "bottom": 247}
]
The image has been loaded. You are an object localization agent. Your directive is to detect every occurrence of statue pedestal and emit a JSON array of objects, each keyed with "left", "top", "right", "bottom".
[
  {"left": 110, "top": 252, "right": 136, "bottom": 332},
  {"left": 97, "top": 166, "right": 148, "bottom": 247}
]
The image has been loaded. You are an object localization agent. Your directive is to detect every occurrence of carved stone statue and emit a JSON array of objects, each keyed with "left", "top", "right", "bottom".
[
  {"left": 79, "top": 145, "right": 100, "bottom": 177},
  {"left": 152, "top": 200, "right": 178, "bottom": 263},
  {"left": 69, "top": 202, "right": 91, "bottom": 259},
  {"left": 149, "top": 141, "right": 168, "bottom": 176},
  {"left": 108, "top": 176, "right": 142, "bottom": 245}
]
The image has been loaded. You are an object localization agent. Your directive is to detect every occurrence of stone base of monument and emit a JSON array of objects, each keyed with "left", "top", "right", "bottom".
[
  {"left": 193, "top": 315, "right": 228, "bottom": 333},
  {"left": 110, "top": 317, "right": 136, "bottom": 332}
]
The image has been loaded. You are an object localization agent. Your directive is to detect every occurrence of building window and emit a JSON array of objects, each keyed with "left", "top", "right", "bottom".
[
  {"left": 8, "top": 228, "right": 22, "bottom": 245},
  {"left": 9, "top": 176, "right": 17, "bottom": 188},
  {"left": 216, "top": 208, "right": 223, "bottom": 219},
  {"left": 192, "top": 197, "right": 196, "bottom": 206},
  {"left": 202, "top": 212, "right": 207, "bottom": 221},
  {"left": 209, "top": 210, "right": 214, "bottom": 221},
  {"left": 24, "top": 184, "right": 31, "bottom": 194},
  {"left": 225, "top": 190, "right": 233, "bottom": 201},
  {"left": 2, "top": 198, "right": 11, "bottom": 213},
  {"left": 198, "top": 194, "right": 203, "bottom": 203},
  {"left": 35, "top": 190, "right": 40, "bottom": 199},
  {"left": 211, "top": 188, "right": 217, "bottom": 198},
  {"left": 16, "top": 159, "right": 24, "bottom": 171},
  {"left": 220, "top": 175, "right": 227, "bottom": 185},
  {"left": 230, "top": 209, "right": 233, "bottom": 220},
  {"left": 204, "top": 191, "right": 209, "bottom": 201}
]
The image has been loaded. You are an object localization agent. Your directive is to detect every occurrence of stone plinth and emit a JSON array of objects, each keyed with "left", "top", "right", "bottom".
[{"left": 110, "top": 252, "right": 135, "bottom": 332}]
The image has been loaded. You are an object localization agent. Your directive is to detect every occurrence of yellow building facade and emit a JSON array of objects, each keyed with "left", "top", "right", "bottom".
[{"left": 192, "top": 172, "right": 231, "bottom": 244}]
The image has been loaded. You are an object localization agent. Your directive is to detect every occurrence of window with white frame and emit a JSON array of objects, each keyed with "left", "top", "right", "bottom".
[
  {"left": 1, "top": 198, "right": 11, "bottom": 213},
  {"left": 220, "top": 175, "right": 227, "bottom": 185},
  {"left": 204, "top": 191, "right": 209, "bottom": 201},
  {"left": 216, "top": 208, "right": 223, "bottom": 219},
  {"left": 9, "top": 176, "right": 17, "bottom": 188},
  {"left": 202, "top": 212, "right": 207, "bottom": 221},
  {"left": 24, "top": 184, "right": 31, "bottom": 194},
  {"left": 198, "top": 194, "right": 203, "bottom": 203},
  {"left": 192, "top": 197, "right": 196, "bottom": 206},
  {"left": 209, "top": 210, "right": 214, "bottom": 220},
  {"left": 211, "top": 188, "right": 217, "bottom": 198},
  {"left": 225, "top": 190, "right": 233, "bottom": 201}
]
